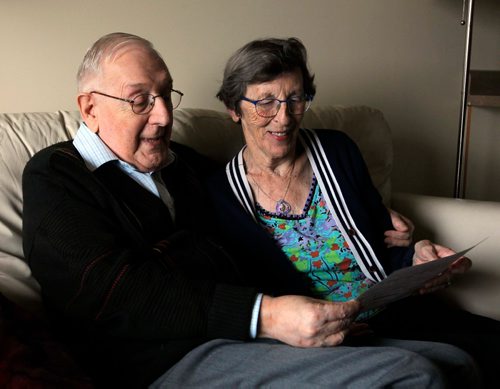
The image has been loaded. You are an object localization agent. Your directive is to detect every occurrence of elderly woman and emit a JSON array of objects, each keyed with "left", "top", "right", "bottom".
[{"left": 209, "top": 37, "right": 500, "bottom": 387}]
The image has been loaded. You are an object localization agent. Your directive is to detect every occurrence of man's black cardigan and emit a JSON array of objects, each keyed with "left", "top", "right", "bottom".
[{"left": 22, "top": 140, "right": 282, "bottom": 387}]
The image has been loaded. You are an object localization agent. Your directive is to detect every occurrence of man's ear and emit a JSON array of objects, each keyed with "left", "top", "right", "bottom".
[
  {"left": 77, "top": 93, "right": 99, "bottom": 133},
  {"left": 227, "top": 108, "right": 241, "bottom": 124}
]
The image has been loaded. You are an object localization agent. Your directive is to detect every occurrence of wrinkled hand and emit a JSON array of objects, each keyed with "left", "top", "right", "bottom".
[
  {"left": 258, "top": 295, "right": 360, "bottom": 347},
  {"left": 413, "top": 239, "right": 472, "bottom": 294},
  {"left": 384, "top": 209, "right": 415, "bottom": 248}
]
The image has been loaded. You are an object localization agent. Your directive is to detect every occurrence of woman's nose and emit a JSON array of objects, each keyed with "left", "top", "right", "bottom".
[{"left": 274, "top": 101, "right": 293, "bottom": 123}]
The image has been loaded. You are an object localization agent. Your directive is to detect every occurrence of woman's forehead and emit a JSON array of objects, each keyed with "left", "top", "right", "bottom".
[{"left": 245, "top": 71, "right": 304, "bottom": 95}]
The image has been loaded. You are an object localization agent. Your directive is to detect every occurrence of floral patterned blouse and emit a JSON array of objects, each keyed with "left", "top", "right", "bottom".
[{"left": 256, "top": 176, "right": 378, "bottom": 320}]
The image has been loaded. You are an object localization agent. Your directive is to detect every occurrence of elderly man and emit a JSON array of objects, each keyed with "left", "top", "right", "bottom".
[{"left": 22, "top": 33, "right": 478, "bottom": 388}]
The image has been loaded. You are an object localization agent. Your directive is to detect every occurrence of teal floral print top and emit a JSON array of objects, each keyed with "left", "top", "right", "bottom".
[{"left": 256, "top": 176, "right": 378, "bottom": 319}]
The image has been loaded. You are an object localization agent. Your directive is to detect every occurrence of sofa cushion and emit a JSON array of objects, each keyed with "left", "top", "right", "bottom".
[
  {"left": 302, "top": 105, "right": 393, "bottom": 204},
  {"left": 0, "top": 111, "right": 80, "bottom": 311},
  {"left": 171, "top": 108, "right": 244, "bottom": 163},
  {"left": 0, "top": 111, "right": 80, "bottom": 256}
]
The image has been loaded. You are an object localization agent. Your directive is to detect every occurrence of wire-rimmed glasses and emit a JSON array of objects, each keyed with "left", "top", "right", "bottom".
[
  {"left": 240, "top": 95, "right": 313, "bottom": 118},
  {"left": 90, "top": 89, "right": 183, "bottom": 114}
]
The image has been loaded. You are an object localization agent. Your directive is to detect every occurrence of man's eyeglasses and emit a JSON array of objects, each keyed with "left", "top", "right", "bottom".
[
  {"left": 240, "top": 95, "right": 313, "bottom": 118},
  {"left": 90, "top": 89, "right": 183, "bottom": 115}
]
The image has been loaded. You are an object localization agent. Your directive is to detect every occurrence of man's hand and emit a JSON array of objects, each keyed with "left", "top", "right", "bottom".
[
  {"left": 258, "top": 295, "right": 360, "bottom": 347},
  {"left": 384, "top": 209, "right": 415, "bottom": 248},
  {"left": 413, "top": 239, "right": 472, "bottom": 294}
]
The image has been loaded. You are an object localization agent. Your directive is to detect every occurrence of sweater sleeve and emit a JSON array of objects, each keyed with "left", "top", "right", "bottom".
[
  {"left": 317, "top": 130, "right": 414, "bottom": 273},
  {"left": 22, "top": 144, "right": 257, "bottom": 342}
]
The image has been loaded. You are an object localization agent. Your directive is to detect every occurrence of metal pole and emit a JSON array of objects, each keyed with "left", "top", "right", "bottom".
[{"left": 454, "top": 0, "right": 475, "bottom": 198}]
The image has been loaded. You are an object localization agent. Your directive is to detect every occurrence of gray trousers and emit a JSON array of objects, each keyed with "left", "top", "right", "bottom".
[{"left": 150, "top": 337, "right": 480, "bottom": 388}]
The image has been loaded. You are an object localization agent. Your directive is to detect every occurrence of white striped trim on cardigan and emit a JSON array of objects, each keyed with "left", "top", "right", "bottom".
[{"left": 225, "top": 145, "right": 257, "bottom": 222}]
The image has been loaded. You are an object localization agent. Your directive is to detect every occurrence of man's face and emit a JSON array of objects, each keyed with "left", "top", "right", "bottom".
[{"left": 92, "top": 45, "right": 173, "bottom": 172}]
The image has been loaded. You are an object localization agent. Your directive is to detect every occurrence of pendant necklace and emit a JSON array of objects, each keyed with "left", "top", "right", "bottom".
[{"left": 250, "top": 161, "right": 295, "bottom": 216}]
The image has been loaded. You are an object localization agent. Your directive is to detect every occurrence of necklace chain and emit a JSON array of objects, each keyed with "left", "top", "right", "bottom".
[{"left": 249, "top": 161, "right": 296, "bottom": 215}]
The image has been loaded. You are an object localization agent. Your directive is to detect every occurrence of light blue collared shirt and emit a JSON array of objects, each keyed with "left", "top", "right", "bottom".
[{"left": 73, "top": 122, "right": 175, "bottom": 220}]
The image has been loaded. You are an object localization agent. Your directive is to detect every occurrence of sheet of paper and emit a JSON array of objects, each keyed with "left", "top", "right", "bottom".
[{"left": 358, "top": 238, "right": 486, "bottom": 312}]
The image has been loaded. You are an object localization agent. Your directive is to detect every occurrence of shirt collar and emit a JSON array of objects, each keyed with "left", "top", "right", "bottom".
[{"left": 73, "top": 122, "right": 117, "bottom": 172}]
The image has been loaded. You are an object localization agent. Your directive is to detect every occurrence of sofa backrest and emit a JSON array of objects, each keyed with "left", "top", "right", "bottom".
[{"left": 0, "top": 105, "right": 393, "bottom": 310}]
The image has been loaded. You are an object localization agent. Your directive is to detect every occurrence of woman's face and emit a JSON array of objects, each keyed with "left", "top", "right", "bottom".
[{"left": 229, "top": 70, "right": 305, "bottom": 163}]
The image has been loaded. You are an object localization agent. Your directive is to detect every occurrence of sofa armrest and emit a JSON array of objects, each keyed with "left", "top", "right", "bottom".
[{"left": 392, "top": 192, "right": 500, "bottom": 321}]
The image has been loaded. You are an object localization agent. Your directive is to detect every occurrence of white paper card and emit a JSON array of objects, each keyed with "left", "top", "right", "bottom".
[{"left": 358, "top": 239, "right": 486, "bottom": 312}]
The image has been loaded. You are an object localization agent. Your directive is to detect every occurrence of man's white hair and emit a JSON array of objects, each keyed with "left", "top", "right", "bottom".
[{"left": 77, "top": 32, "right": 166, "bottom": 92}]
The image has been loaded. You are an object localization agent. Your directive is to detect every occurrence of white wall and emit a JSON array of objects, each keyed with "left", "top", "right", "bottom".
[{"left": 1, "top": 0, "right": 499, "bottom": 200}]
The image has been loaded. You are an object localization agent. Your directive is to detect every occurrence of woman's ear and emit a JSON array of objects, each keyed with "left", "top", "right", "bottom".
[
  {"left": 77, "top": 93, "right": 99, "bottom": 133},
  {"left": 227, "top": 108, "right": 241, "bottom": 124}
]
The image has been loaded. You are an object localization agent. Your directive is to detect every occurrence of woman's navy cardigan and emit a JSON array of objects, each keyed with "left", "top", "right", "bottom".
[{"left": 206, "top": 128, "right": 414, "bottom": 296}]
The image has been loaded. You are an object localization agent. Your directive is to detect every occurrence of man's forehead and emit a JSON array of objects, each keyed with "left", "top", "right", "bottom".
[
  {"left": 106, "top": 44, "right": 167, "bottom": 68},
  {"left": 101, "top": 46, "right": 171, "bottom": 84}
]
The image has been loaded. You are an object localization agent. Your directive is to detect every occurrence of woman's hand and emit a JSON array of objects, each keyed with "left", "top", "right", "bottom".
[
  {"left": 384, "top": 209, "right": 414, "bottom": 248},
  {"left": 258, "top": 295, "right": 360, "bottom": 347},
  {"left": 413, "top": 239, "right": 472, "bottom": 294}
]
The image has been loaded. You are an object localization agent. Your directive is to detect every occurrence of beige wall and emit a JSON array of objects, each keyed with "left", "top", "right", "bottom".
[{"left": 1, "top": 0, "right": 499, "bottom": 200}]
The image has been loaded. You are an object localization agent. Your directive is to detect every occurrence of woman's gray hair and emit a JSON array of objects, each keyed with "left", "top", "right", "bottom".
[
  {"left": 216, "top": 37, "right": 316, "bottom": 115},
  {"left": 77, "top": 32, "right": 165, "bottom": 92}
]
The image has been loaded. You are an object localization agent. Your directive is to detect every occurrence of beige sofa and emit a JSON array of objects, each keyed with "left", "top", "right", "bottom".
[{"left": 0, "top": 105, "right": 499, "bottom": 322}]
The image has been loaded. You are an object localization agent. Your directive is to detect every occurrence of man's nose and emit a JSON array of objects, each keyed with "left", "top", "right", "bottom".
[{"left": 150, "top": 96, "right": 172, "bottom": 126}]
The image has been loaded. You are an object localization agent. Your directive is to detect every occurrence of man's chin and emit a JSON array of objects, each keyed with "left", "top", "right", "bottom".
[{"left": 135, "top": 150, "right": 170, "bottom": 172}]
